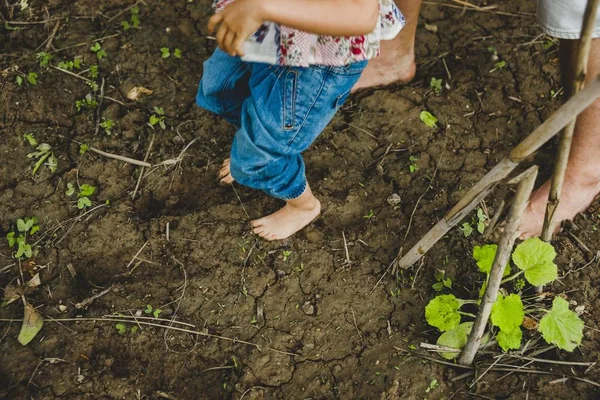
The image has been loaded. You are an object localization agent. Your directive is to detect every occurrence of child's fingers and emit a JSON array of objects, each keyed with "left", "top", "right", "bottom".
[
  {"left": 232, "top": 35, "right": 246, "bottom": 57},
  {"left": 223, "top": 31, "right": 237, "bottom": 56},
  {"left": 216, "top": 24, "right": 228, "bottom": 50},
  {"left": 207, "top": 13, "right": 223, "bottom": 33}
]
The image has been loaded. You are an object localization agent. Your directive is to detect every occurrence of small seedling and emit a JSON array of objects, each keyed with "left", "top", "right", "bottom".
[
  {"left": 27, "top": 143, "right": 57, "bottom": 175},
  {"left": 282, "top": 250, "right": 292, "bottom": 262},
  {"left": 425, "top": 379, "right": 439, "bottom": 393},
  {"left": 173, "top": 48, "right": 182, "bottom": 59},
  {"left": 115, "top": 323, "right": 127, "bottom": 335},
  {"left": 6, "top": 217, "right": 39, "bottom": 259},
  {"left": 57, "top": 57, "right": 82, "bottom": 71},
  {"left": 459, "top": 222, "right": 473, "bottom": 237},
  {"left": 295, "top": 263, "right": 305, "bottom": 272},
  {"left": 100, "top": 118, "right": 115, "bottom": 135},
  {"left": 409, "top": 155, "right": 419, "bottom": 173},
  {"left": 16, "top": 76, "right": 23, "bottom": 86},
  {"left": 23, "top": 133, "right": 37, "bottom": 146},
  {"left": 36, "top": 52, "right": 52, "bottom": 67},
  {"left": 87, "top": 81, "right": 100, "bottom": 92},
  {"left": 148, "top": 106, "right": 166, "bottom": 129},
  {"left": 160, "top": 48, "right": 171, "bottom": 58},
  {"left": 430, "top": 77, "right": 442, "bottom": 94},
  {"left": 75, "top": 94, "right": 98, "bottom": 112},
  {"left": 90, "top": 42, "right": 107, "bottom": 60},
  {"left": 489, "top": 60, "right": 506, "bottom": 73},
  {"left": 121, "top": 5, "right": 141, "bottom": 30},
  {"left": 144, "top": 304, "right": 162, "bottom": 318},
  {"left": 476, "top": 207, "right": 488, "bottom": 234},
  {"left": 79, "top": 144, "right": 89, "bottom": 155},
  {"left": 419, "top": 110, "right": 438, "bottom": 128},
  {"left": 89, "top": 65, "right": 99, "bottom": 79},
  {"left": 66, "top": 182, "right": 96, "bottom": 210},
  {"left": 363, "top": 209, "right": 375, "bottom": 219},
  {"left": 27, "top": 72, "right": 38, "bottom": 85},
  {"left": 432, "top": 269, "right": 452, "bottom": 292}
]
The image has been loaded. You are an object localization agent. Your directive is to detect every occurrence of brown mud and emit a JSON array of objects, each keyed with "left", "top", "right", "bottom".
[{"left": 1, "top": 1, "right": 599, "bottom": 399}]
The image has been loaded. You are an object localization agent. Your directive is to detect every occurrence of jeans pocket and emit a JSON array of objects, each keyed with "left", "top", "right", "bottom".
[
  {"left": 335, "top": 89, "right": 352, "bottom": 109},
  {"left": 283, "top": 69, "right": 299, "bottom": 130}
]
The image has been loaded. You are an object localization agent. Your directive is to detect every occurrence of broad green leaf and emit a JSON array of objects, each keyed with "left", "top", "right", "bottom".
[
  {"left": 436, "top": 322, "right": 473, "bottom": 360},
  {"left": 497, "top": 326, "right": 522, "bottom": 352},
  {"left": 491, "top": 293, "right": 524, "bottom": 331},
  {"left": 432, "top": 282, "right": 444, "bottom": 292},
  {"left": 473, "top": 244, "right": 511, "bottom": 276},
  {"left": 79, "top": 184, "right": 96, "bottom": 197},
  {"left": 425, "top": 294, "right": 461, "bottom": 332},
  {"left": 512, "top": 237, "right": 558, "bottom": 286},
  {"left": 65, "top": 183, "right": 75, "bottom": 196},
  {"left": 153, "top": 309, "right": 162, "bottom": 318},
  {"left": 17, "top": 218, "right": 34, "bottom": 233},
  {"left": 23, "top": 134, "right": 37, "bottom": 146},
  {"left": 115, "top": 323, "right": 127, "bottom": 335},
  {"left": 538, "top": 297, "right": 584, "bottom": 351},
  {"left": 6, "top": 232, "right": 16, "bottom": 247},
  {"left": 460, "top": 222, "right": 473, "bottom": 237},
  {"left": 77, "top": 197, "right": 92, "bottom": 209},
  {"left": 420, "top": 111, "right": 438, "bottom": 128},
  {"left": 18, "top": 304, "right": 44, "bottom": 345}
]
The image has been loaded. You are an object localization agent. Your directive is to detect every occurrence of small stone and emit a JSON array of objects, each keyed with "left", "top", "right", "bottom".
[
  {"left": 58, "top": 305, "right": 67, "bottom": 312},
  {"left": 425, "top": 23, "right": 438, "bottom": 33},
  {"left": 301, "top": 301, "right": 315, "bottom": 315},
  {"left": 387, "top": 193, "right": 401, "bottom": 206}
]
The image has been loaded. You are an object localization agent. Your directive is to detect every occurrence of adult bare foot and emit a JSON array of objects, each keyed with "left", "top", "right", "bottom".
[
  {"left": 251, "top": 186, "right": 321, "bottom": 241},
  {"left": 518, "top": 173, "right": 600, "bottom": 239},
  {"left": 352, "top": 42, "right": 416, "bottom": 92},
  {"left": 217, "top": 158, "right": 235, "bottom": 185}
]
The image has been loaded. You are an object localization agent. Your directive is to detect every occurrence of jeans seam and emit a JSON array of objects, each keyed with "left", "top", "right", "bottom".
[
  {"left": 284, "top": 69, "right": 329, "bottom": 152},
  {"left": 283, "top": 69, "right": 299, "bottom": 131}
]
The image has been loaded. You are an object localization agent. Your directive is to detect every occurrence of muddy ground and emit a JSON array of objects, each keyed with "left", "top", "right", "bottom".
[{"left": 1, "top": 0, "right": 600, "bottom": 399}]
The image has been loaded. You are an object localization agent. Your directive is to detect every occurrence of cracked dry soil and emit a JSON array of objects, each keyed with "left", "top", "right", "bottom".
[{"left": 1, "top": 0, "right": 600, "bottom": 399}]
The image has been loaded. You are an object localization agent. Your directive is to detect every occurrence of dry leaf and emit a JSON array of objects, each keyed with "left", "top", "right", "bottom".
[
  {"left": 126, "top": 86, "right": 153, "bottom": 100},
  {"left": 522, "top": 316, "right": 539, "bottom": 331},
  {"left": 18, "top": 303, "right": 44, "bottom": 345},
  {"left": 27, "top": 273, "right": 41, "bottom": 288},
  {"left": 3, "top": 283, "right": 22, "bottom": 304}
]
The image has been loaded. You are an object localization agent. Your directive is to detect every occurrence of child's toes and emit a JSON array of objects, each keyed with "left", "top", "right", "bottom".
[
  {"left": 219, "top": 174, "right": 234, "bottom": 185},
  {"left": 253, "top": 226, "right": 265, "bottom": 235}
]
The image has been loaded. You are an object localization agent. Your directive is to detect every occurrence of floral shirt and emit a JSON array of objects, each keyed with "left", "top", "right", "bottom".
[{"left": 213, "top": 0, "right": 405, "bottom": 67}]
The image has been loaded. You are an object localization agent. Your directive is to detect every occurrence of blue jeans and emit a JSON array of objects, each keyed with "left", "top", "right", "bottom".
[{"left": 196, "top": 49, "right": 367, "bottom": 200}]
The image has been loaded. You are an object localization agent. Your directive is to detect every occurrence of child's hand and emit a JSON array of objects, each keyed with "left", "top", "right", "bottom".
[{"left": 208, "top": 0, "right": 266, "bottom": 57}]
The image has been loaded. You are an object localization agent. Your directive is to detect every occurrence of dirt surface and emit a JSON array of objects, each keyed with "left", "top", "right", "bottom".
[{"left": 1, "top": 1, "right": 600, "bottom": 399}]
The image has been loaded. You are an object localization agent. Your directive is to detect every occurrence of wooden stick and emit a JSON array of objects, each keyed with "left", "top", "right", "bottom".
[
  {"left": 396, "top": 75, "right": 600, "bottom": 270},
  {"left": 458, "top": 166, "right": 538, "bottom": 366},
  {"left": 539, "top": 0, "right": 600, "bottom": 291}
]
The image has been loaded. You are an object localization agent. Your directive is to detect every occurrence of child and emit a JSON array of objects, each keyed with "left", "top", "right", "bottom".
[{"left": 197, "top": 0, "right": 404, "bottom": 240}]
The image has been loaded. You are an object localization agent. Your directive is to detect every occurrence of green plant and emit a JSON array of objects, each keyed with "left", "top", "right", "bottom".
[
  {"left": 144, "top": 304, "right": 162, "bottom": 318},
  {"left": 89, "top": 65, "right": 99, "bottom": 79},
  {"left": 57, "top": 57, "right": 82, "bottom": 71},
  {"left": 23, "top": 133, "right": 37, "bottom": 146},
  {"left": 476, "top": 207, "right": 488, "bottom": 234},
  {"left": 121, "top": 5, "right": 141, "bottom": 30},
  {"left": 79, "top": 144, "right": 89, "bottom": 155},
  {"left": 459, "top": 222, "right": 473, "bottom": 237},
  {"left": 27, "top": 143, "right": 57, "bottom": 175},
  {"left": 27, "top": 72, "right": 38, "bottom": 85},
  {"left": 16, "top": 76, "right": 23, "bottom": 86},
  {"left": 115, "top": 323, "right": 127, "bottom": 335},
  {"left": 363, "top": 209, "right": 374, "bottom": 219},
  {"left": 36, "top": 51, "right": 53, "bottom": 67},
  {"left": 425, "top": 238, "right": 580, "bottom": 358},
  {"left": 430, "top": 77, "right": 442, "bottom": 94},
  {"left": 148, "top": 106, "right": 166, "bottom": 129},
  {"left": 6, "top": 217, "right": 39, "bottom": 259},
  {"left": 90, "top": 42, "right": 107, "bottom": 60},
  {"left": 100, "top": 118, "right": 115, "bottom": 135},
  {"left": 419, "top": 110, "right": 438, "bottom": 128},
  {"left": 160, "top": 48, "right": 171, "bottom": 58},
  {"left": 75, "top": 94, "right": 98, "bottom": 112},
  {"left": 432, "top": 269, "right": 452, "bottom": 292},
  {"left": 173, "top": 48, "right": 182, "bottom": 59},
  {"left": 489, "top": 60, "right": 506, "bottom": 73},
  {"left": 409, "top": 155, "right": 419, "bottom": 173},
  {"left": 66, "top": 182, "right": 96, "bottom": 210},
  {"left": 282, "top": 250, "right": 292, "bottom": 262}
]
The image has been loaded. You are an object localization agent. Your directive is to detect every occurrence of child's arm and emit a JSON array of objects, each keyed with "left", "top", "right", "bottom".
[{"left": 209, "top": 0, "right": 379, "bottom": 57}]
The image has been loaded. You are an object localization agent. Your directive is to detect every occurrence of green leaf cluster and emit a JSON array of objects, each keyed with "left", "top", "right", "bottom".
[
  {"left": 27, "top": 142, "right": 57, "bottom": 175},
  {"left": 66, "top": 182, "right": 97, "bottom": 210},
  {"left": 121, "top": 6, "right": 141, "bottom": 31},
  {"left": 6, "top": 217, "right": 39, "bottom": 259},
  {"left": 419, "top": 110, "right": 438, "bottom": 128}
]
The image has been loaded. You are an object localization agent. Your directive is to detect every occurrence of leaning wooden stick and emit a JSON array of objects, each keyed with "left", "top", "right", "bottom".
[
  {"left": 396, "top": 75, "right": 600, "bottom": 270},
  {"left": 539, "top": 0, "right": 600, "bottom": 291},
  {"left": 458, "top": 166, "right": 538, "bottom": 366}
]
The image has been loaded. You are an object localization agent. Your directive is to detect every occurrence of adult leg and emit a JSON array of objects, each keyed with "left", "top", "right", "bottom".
[
  {"left": 352, "top": 0, "right": 422, "bottom": 91},
  {"left": 519, "top": 38, "right": 600, "bottom": 238}
]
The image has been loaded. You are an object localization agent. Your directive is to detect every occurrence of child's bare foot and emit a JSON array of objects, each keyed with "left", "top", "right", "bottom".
[
  {"left": 251, "top": 185, "right": 321, "bottom": 241},
  {"left": 218, "top": 158, "right": 235, "bottom": 185}
]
